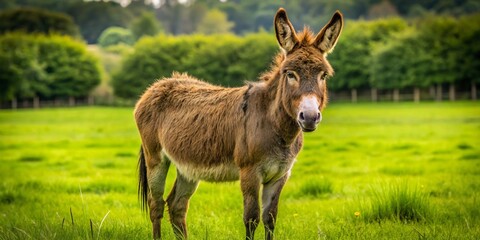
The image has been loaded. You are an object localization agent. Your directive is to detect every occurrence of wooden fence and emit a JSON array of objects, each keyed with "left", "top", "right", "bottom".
[
  {"left": 330, "top": 85, "right": 477, "bottom": 103},
  {"left": 0, "top": 96, "right": 135, "bottom": 109},
  {"left": 0, "top": 87, "right": 477, "bottom": 109}
]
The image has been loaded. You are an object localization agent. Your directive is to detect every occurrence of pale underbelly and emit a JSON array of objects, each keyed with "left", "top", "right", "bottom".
[
  {"left": 174, "top": 160, "right": 240, "bottom": 182},
  {"left": 163, "top": 151, "right": 295, "bottom": 183},
  {"left": 171, "top": 159, "right": 295, "bottom": 184}
]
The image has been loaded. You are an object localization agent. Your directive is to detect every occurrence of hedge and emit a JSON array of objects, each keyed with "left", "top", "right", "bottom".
[
  {"left": 113, "top": 14, "right": 480, "bottom": 99},
  {"left": 0, "top": 8, "right": 80, "bottom": 38},
  {"left": 0, "top": 33, "right": 101, "bottom": 101},
  {"left": 112, "top": 33, "right": 277, "bottom": 98}
]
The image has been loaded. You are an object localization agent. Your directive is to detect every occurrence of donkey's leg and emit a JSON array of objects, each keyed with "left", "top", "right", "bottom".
[
  {"left": 240, "top": 167, "right": 261, "bottom": 240},
  {"left": 147, "top": 151, "right": 171, "bottom": 239},
  {"left": 262, "top": 173, "right": 289, "bottom": 240},
  {"left": 166, "top": 170, "right": 199, "bottom": 239}
]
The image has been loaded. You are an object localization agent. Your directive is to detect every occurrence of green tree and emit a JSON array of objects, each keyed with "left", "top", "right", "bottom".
[
  {"left": 66, "top": 1, "right": 133, "bottom": 44},
  {"left": 370, "top": 29, "right": 426, "bottom": 90},
  {"left": 370, "top": 14, "right": 477, "bottom": 101},
  {"left": 112, "top": 35, "right": 209, "bottom": 98},
  {"left": 40, "top": 36, "right": 101, "bottom": 97},
  {"left": 98, "top": 27, "right": 134, "bottom": 48},
  {"left": 456, "top": 13, "right": 480, "bottom": 98},
  {"left": 0, "top": 7, "right": 80, "bottom": 38},
  {"left": 130, "top": 12, "right": 163, "bottom": 40},
  {"left": 184, "top": 35, "right": 242, "bottom": 85},
  {"left": 329, "top": 18, "right": 407, "bottom": 92},
  {"left": 413, "top": 15, "right": 460, "bottom": 100},
  {"left": 230, "top": 33, "right": 278, "bottom": 81},
  {"left": 0, "top": 33, "right": 101, "bottom": 100},
  {"left": 0, "top": 34, "right": 42, "bottom": 100},
  {"left": 196, "top": 9, "right": 234, "bottom": 35}
]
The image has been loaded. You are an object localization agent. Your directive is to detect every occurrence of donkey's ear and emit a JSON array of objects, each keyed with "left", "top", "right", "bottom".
[
  {"left": 274, "top": 8, "right": 299, "bottom": 54},
  {"left": 314, "top": 11, "right": 343, "bottom": 55}
]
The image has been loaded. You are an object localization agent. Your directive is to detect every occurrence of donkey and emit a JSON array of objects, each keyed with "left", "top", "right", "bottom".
[{"left": 135, "top": 8, "right": 343, "bottom": 240}]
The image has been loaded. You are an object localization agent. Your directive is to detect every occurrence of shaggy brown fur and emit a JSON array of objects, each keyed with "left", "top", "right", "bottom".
[{"left": 135, "top": 8, "right": 343, "bottom": 240}]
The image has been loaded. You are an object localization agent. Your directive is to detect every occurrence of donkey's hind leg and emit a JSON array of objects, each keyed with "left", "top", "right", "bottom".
[
  {"left": 166, "top": 170, "right": 199, "bottom": 239},
  {"left": 147, "top": 151, "right": 171, "bottom": 239}
]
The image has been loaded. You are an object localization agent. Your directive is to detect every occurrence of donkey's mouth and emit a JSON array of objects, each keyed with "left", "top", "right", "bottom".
[
  {"left": 301, "top": 127, "right": 316, "bottom": 132},
  {"left": 298, "top": 122, "right": 317, "bottom": 132}
]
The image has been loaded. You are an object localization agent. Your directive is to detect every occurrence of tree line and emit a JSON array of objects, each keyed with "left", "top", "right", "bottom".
[
  {"left": 0, "top": 1, "right": 479, "bottom": 104},
  {"left": 0, "top": 0, "right": 152, "bottom": 43},
  {"left": 1, "top": 0, "right": 479, "bottom": 43},
  {"left": 112, "top": 14, "right": 479, "bottom": 101},
  {"left": 330, "top": 14, "right": 480, "bottom": 101}
]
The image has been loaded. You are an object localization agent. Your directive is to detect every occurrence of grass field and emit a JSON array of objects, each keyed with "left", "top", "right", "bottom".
[{"left": 0, "top": 102, "right": 479, "bottom": 239}]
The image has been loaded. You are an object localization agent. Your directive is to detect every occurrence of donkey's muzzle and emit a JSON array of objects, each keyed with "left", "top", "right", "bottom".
[{"left": 298, "top": 110, "right": 321, "bottom": 132}]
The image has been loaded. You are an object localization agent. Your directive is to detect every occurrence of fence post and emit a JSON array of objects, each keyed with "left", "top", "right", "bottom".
[
  {"left": 413, "top": 87, "right": 420, "bottom": 103},
  {"left": 449, "top": 83, "right": 455, "bottom": 101},
  {"left": 429, "top": 86, "right": 435, "bottom": 100},
  {"left": 436, "top": 84, "right": 442, "bottom": 101},
  {"left": 371, "top": 88, "right": 378, "bottom": 102},
  {"left": 12, "top": 98, "right": 17, "bottom": 109},
  {"left": 393, "top": 89, "right": 399, "bottom": 102},
  {"left": 471, "top": 81, "right": 477, "bottom": 101},
  {"left": 33, "top": 96, "right": 40, "bottom": 109},
  {"left": 88, "top": 95, "right": 94, "bottom": 105},
  {"left": 69, "top": 96, "right": 75, "bottom": 106},
  {"left": 351, "top": 89, "right": 357, "bottom": 103}
]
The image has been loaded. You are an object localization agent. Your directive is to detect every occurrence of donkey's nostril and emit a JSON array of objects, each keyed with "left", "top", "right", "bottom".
[
  {"left": 299, "top": 112, "right": 305, "bottom": 121},
  {"left": 316, "top": 112, "right": 321, "bottom": 121}
]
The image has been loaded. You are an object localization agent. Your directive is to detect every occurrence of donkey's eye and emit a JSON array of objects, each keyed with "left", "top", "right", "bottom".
[
  {"left": 318, "top": 72, "right": 328, "bottom": 81},
  {"left": 286, "top": 71, "right": 297, "bottom": 81}
]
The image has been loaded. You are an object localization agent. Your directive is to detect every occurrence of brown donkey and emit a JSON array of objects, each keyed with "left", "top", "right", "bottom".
[{"left": 135, "top": 8, "right": 343, "bottom": 240}]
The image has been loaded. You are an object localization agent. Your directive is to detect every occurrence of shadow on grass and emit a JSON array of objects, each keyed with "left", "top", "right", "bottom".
[{"left": 18, "top": 155, "right": 44, "bottom": 162}]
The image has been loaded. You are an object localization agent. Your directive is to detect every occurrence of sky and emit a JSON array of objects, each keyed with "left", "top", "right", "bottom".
[{"left": 117, "top": 0, "right": 226, "bottom": 7}]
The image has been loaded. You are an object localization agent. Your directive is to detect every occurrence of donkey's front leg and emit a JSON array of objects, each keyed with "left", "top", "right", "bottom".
[
  {"left": 240, "top": 167, "right": 261, "bottom": 240},
  {"left": 262, "top": 173, "right": 289, "bottom": 240}
]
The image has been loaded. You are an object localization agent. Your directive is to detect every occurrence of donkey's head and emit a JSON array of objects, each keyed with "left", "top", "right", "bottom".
[{"left": 274, "top": 8, "right": 343, "bottom": 132}]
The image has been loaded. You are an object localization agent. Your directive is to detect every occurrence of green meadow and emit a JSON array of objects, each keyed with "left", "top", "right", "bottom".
[{"left": 0, "top": 102, "right": 479, "bottom": 239}]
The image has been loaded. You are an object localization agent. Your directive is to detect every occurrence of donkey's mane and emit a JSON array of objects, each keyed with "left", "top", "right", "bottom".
[
  {"left": 296, "top": 26, "right": 317, "bottom": 45},
  {"left": 260, "top": 27, "right": 317, "bottom": 83}
]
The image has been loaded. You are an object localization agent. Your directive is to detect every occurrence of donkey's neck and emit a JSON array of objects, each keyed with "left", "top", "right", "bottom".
[{"left": 264, "top": 73, "right": 302, "bottom": 145}]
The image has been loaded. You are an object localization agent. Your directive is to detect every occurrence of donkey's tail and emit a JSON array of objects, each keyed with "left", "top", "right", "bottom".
[{"left": 138, "top": 145, "right": 149, "bottom": 212}]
